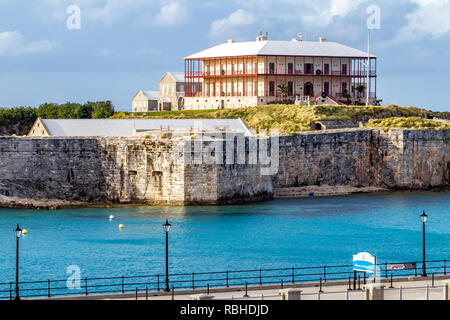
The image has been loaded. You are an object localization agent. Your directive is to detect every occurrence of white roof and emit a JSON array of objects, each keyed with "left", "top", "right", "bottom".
[
  {"left": 39, "top": 119, "right": 253, "bottom": 137},
  {"left": 142, "top": 91, "right": 159, "bottom": 100},
  {"left": 186, "top": 40, "right": 375, "bottom": 59},
  {"left": 167, "top": 72, "right": 185, "bottom": 82}
]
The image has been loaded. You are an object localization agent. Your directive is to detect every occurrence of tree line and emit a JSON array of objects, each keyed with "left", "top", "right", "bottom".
[{"left": 0, "top": 101, "right": 115, "bottom": 125}]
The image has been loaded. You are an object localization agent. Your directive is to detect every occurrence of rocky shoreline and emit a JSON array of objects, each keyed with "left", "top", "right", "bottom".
[
  {"left": 0, "top": 194, "right": 87, "bottom": 210},
  {"left": 1, "top": 186, "right": 448, "bottom": 210},
  {"left": 274, "top": 185, "right": 450, "bottom": 198},
  {"left": 273, "top": 185, "right": 389, "bottom": 198}
]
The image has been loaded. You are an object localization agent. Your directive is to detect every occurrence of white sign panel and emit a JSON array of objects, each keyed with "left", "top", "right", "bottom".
[{"left": 353, "top": 252, "right": 376, "bottom": 273}]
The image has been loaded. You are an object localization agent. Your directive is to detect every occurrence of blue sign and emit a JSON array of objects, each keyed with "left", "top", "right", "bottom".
[{"left": 353, "top": 252, "right": 376, "bottom": 273}]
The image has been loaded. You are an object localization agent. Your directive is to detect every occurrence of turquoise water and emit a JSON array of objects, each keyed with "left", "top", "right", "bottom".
[{"left": 0, "top": 191, "right": 449, "bottom": 287}]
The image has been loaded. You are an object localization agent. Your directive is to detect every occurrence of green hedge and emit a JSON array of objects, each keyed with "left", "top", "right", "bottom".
[
  {"left": 0, "top": 107, "right": 37, "bottom": 125},
  {"left": 36, "top": 101, "right": 114, "bottom": 119}
]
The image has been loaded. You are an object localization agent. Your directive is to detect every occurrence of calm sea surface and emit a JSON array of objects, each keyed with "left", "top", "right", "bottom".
[{"left": 0, "top": 191, "right": 449, "bottom": 285}]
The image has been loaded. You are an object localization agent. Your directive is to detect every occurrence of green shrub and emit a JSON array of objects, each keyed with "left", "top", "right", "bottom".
[
  {"left": 365, "top": 117, "right": 450, "bottom": 131},
  {"left": 36, "top": 101, "right": 114, "bottom": 119},
  {"left": 0, "top": 107, "right": 37, "bottom": 125}
]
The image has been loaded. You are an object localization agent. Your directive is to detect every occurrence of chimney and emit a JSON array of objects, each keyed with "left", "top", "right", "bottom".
[
  {"left": 319, "top": 37, "right": 327, "bottom": 42},
  {"left": 292, "top": 33, "right": 303, "bottom": 42},
  {"left": 227, "top": 39, "right": 235, "bottom": 43},
  {"left": 256, "top": 31, "right": 268, "bottom": 42}
]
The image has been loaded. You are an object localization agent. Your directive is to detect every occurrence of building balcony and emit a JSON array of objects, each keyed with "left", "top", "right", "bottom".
[
  {"left": 351, "top": 71, "right": 377, "bottom": 77},
  {"left": 187, "top": 70, "right": 377, "bottom": 78}
]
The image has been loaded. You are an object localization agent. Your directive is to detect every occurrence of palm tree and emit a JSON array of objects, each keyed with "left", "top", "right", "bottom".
[
  {"left": 356, "top": 84, "right": 365, "bottom": 98},
  {"left": 277, "top": 84, "right": 289, "bottom": 99}
]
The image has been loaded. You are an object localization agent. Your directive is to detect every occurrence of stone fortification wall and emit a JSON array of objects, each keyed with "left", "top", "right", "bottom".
[{"left": 0, "top": 129, "right": 448, "bottom": 206}]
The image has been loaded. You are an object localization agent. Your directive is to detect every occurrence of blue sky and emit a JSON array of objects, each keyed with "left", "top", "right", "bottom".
[{"left": 0, "top": 0, "right": 449, "bottom": 112}]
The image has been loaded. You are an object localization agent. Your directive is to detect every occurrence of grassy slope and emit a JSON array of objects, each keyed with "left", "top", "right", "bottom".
[
  {"left": 111, "top": 105, "right": 447, "bottom": 134},
  {"left": 365, "top": 117, "right": 450, "bottom": 131}
]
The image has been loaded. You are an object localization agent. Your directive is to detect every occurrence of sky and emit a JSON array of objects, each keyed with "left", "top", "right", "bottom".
[{"left": 0, "top": 0, "right": 449, "bottom": 112}]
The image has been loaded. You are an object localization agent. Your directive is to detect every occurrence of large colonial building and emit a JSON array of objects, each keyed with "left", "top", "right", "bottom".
[{"left": 184, "top": 35, "right": 377, "bottom": 109}]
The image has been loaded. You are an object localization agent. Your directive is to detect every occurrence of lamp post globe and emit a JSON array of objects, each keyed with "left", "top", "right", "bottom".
[
  {"left": 163, "top": 219, "right": 172, "bottom": 292},
  {"left": 14, "top": 224, "right": 22, "bottom": 301},
  {"left": 163, "top": 219, "right": 171, "bottom": 233},
  {"left": 420, "top": 211, "right": 428, "bottom": 224},
  {"left": 14, "top": 225, "right": 22, "bottom": 238},
  {"left": 420, "top": 211, "right": 428, "bottom": 277}
]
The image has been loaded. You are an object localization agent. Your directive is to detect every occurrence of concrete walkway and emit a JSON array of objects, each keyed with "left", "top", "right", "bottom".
[{"left": 95, "top": 276, "right": 449, "bottom": 301}]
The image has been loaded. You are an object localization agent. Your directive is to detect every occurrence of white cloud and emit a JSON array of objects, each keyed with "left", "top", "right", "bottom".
[
  {"left": 153, "top": 2, "right": 190, "bottom": 27},
  {"left": 42, "top": 0, "right": 148, "bottom": 26},
  {"left": 210, "top": 9, "right": 257, "bottom": 38},
  {"left": 0, "top": 31, "right": 57, "bottom": 56},
  {"left": 235, "top": 0, "right": 369, "bottom": 26},
  {"left": 394, "top": 0, "right": 450, "bottom": 42},
  {"left": 42, "top": 0, "right": 191, "bottom": 27},
  {"left": 208, "top": 1, "right": 369, "bottom": 41},
  {"left": 301, "top": 0, "right": 369, "bottom": 27}
]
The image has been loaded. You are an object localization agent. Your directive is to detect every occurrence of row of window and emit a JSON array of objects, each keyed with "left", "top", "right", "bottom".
[
  {"left": 203, "top": 63, "right": 349, "bottom": 76},
  {"left": 202, "top": 80, "right": 349, "bottom": 97},
  {"left": 161, "top": 84, "right": 185, "bottom": 94},
  {"left": 267, "top": 81, "right": 349, "bottom": 96},
  {"left": 267, "top": 62, "right": 347, "bottom": 75}
]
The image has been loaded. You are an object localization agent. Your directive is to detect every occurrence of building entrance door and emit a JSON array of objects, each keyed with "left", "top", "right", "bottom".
[
  {"left": 304, "top": 82, "right": 314, "bottom": 97},
  {"left": 178, "top": 97, "right": 184, "bottom": 110}
]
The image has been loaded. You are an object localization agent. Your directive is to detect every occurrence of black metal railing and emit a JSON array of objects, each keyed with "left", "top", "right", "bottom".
[{"left": 0, "top": 259, "right": 447, "bottom": 300}]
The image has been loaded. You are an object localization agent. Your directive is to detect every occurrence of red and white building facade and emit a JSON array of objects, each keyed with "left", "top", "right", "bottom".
[{"left": 184, "top": 35, "right": 377, "bottom": 109}]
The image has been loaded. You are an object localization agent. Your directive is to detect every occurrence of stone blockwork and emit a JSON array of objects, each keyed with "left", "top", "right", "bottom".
[
  {"left": 0, "top": 136, "right": 272, "bottom": 205},
  {"left": 0, "top": 129, "right": 448, "bottom": 206},
  {"left": 274, "top": 129, "right": 450, "bottom": 189},
  {"left": 275, "top": 130, "right": 379, "bottom": 188},
  {"left": 182, "top": 137, "right": 273, "bottom": 204},
  {"left": 0, "top": 137, "right": 188, "bottom": 204},
  {"left": 377, "top": 129, "right": 450, "bottom": 189}
]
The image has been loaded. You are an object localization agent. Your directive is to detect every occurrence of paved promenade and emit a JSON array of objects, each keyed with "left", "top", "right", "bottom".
[
  {"left": 58, "top": 275, "right": 448, "bottom": 301},
  {"left": 129, "top": 279, "right": 447, "bottom": 300}
]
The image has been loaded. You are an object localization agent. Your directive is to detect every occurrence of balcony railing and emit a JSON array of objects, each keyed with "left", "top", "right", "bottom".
[
  {"left": 188, "top": 70, "right": 377, "bottom": 77},
  {"left": 352, "top": 71, "right": 377, "bottom": 77}
]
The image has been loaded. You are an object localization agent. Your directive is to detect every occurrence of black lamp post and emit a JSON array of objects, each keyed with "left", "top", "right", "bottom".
[
  {"left": 14, "top": 224, "right": 22, "bottom": 301},
  {"left": 420, "top": 211, "right": 428, "bottom": 277},
  {"left": 163, "top": 219, "right": 172, "bottom": 292}
]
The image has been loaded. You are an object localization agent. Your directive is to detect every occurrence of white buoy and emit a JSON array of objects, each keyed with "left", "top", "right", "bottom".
[{"left": 109, "top": 215, "right": 115, "bottom": 221}]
